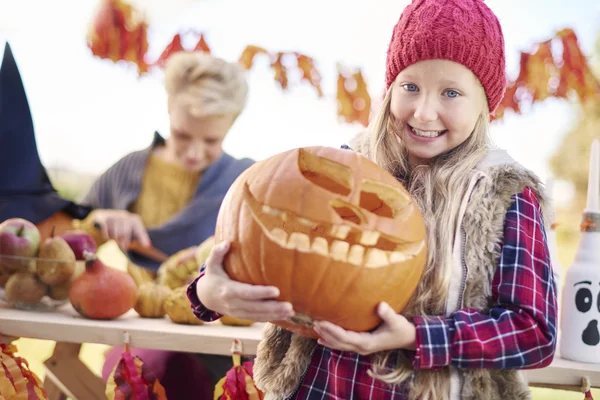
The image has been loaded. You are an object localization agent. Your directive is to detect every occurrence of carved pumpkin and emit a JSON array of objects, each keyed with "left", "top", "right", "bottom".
[{"left": 215, "top": 146, "right": 427, "bottom": 338}]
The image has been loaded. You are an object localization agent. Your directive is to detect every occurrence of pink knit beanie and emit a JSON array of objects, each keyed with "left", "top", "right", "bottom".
[{"left": 385, "top": 0, "right": 507, "bottom": 113}]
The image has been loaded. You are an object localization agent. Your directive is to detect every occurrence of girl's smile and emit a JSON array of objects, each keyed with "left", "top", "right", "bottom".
[{"left": 406, "top": 124, "right": 448, "bottom": 142}]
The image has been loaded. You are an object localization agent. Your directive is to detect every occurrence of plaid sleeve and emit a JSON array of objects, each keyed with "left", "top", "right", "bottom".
[
  {"left": 186, "top": 264, "right": 223, "bottom": 322},
  {"left": 411, "top": 187, "right": 557, "bottom": 370}
]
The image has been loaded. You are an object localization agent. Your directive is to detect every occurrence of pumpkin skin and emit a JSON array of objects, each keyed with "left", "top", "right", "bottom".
[
  {"left": 157, "top": 246, "right": 200, "bottom": 289},
  {"left": 134, "top": 282, "right": 172, "bottom": 318},
  {"left": 164, "top": 287, "right": 204, "bottom": 325},
  {"left": 215, "top": 146, "right": 427, "bottom": 338},
  {"left": 36, "top": 211, "right": 75, "bottom": 243}
]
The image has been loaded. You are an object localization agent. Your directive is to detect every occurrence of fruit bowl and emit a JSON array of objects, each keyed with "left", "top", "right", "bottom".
[{"left": 0, "top": 254, "right": 84, "bottom": 311}]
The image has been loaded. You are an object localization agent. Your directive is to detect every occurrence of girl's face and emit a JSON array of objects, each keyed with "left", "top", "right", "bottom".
[
  {"left": 164, "top": 101, "right": 234, "bottom": 173},
  {"left": 389, "top": 59, "right": 486, "bottom": 167}
]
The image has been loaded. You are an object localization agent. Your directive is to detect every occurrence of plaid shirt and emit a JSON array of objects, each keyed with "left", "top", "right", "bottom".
[{"left": 187, "top": 188, "right": 557, "bottom": 399}]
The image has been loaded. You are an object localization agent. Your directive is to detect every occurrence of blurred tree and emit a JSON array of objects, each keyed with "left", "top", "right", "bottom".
[{"left": 549, "top": 31, "right": 600, "bottom": 210}]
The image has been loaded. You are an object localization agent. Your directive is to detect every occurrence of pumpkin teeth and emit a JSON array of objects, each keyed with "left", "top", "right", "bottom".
[
  {"left": 330, "top": 225, "right": 351, "bottom": 239},
  {"left": 359, "top": 230, "right": 380, "bottom": 246},
  {"left": 364, "top": 248, "right": 389, "bottom": 267},
  {"left": 298, "top": 217, "right": 317, "bottom": 228},
  {"left": 262, "top": 204, "right": 282, "bottom": 217},
  {"left": 268, "top": 227, "right": 422, "bottom": 267},
  {"left": 288, "top": 232, "right": 310, "bottom": 251},
  {"left": 311, "top": 237, "right": 329, "bottom": 256},
  {"left": 347, "top": 244, "right": 365, "bottom": 265},
  {"left": 330, "top": 240, "right": 350, "bottom": 262},
  {"left": 389, "top": 250, "right": 409, "bottom": 263},
  {"left": 270, "top": 228, "right": 288, "bottom": 246}
]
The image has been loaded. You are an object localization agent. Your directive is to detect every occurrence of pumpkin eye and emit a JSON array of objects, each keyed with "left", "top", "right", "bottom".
[
  {"left": 298, "top": 148, "right": 353, "bottom": 196},
  {"left": 331, "top": 201, "right": 365, "bottom": 224},
  {"left": 359, "top": 180, "right": 412, "bottom": 219}
]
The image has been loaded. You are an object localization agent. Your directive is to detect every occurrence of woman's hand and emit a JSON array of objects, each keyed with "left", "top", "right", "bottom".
[
  {"left": 91, "top": 209, "right": 151, "bottom": 250},
  {"left": 313, "top": 302, "right": 417, "bottom": 355},
  {"left": 197, "top": 241, "right": 295, "bottom": 322}
]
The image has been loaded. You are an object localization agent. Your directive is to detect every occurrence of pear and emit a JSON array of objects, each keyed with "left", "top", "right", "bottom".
[
  {"left": 48, "top": 279, "right": 72, "bottom": 301},
  {"left": 36, "top": 227, "right": 76, "bottom": 285},
  {"left": 5, "top": 272, "right": 47, "bottom": 305},
  {"left": 48, "top": 261, "right": 90, "bottom": 301}
]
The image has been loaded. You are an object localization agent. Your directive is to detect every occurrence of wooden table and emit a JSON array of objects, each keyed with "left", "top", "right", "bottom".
[
  {"left": 0, "top": 303, "right": 264, "bottom": 400},
  {"left": 1, "top": 303, "right": 600, "bottom": 398}
]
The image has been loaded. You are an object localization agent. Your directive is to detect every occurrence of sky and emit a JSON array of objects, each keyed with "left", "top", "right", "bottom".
[{"left": 0, "top": 0, "right": 598, "bottom": 206}]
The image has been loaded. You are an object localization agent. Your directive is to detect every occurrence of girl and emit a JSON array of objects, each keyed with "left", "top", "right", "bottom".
[{"left": 188, "top": 0, "right": 558, "bottom": 398}]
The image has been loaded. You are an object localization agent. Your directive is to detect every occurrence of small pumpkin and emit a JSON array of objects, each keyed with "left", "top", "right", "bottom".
[
  {"left": 134, "top": 282, "right": 172, "bottom": 318},
  {"left": 215, "top": 146, "right": 427, "bottom": 338},
  {"left": 194, "top": 235, "right": 215, "bottom": 266},
  {"left": 157, "top": 246, "right": 200, "bottom": 289},
  {"left": 70, "top": 252, "right": 137, "bottom": 320},
  {"left": 164, "top": 286, "right": 203, "bottom": 325}
]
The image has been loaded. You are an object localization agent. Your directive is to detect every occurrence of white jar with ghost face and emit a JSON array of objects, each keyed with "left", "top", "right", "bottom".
[{"left": 561, "top": 214, "right": 600, "bottom": 364}]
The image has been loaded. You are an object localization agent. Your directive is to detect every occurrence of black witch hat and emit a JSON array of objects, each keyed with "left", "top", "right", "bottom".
[{"left": 0, "top": 42, "right": 91, "bottom": 223}]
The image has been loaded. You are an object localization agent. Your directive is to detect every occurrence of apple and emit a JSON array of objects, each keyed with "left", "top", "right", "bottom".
[
  {"left": 0, "top": 218, "right": 41, "bottom": 271},
  {"left": 59, "top": 230, "right": 97, "bottom": 260}
]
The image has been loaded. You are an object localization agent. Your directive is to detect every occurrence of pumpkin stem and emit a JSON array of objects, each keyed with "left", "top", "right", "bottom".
[
  {"left": 50, "top": 225, "right": 56, "bottom": 238},
  {"left": 83, "top": 250, "right": 98, "bottom": 270}
]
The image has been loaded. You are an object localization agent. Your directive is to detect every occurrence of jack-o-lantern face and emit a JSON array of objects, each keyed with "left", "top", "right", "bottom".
[{"left": 215, "top": 146, "right": 427, "bottom": 338}]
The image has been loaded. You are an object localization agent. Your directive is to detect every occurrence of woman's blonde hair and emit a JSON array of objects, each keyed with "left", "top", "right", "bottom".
[
  {"left": 164, "top": 51, "right": 248, "bottom": 120},
  {"left": 366, "top": 81, "right": 491, "bottom": 400}
]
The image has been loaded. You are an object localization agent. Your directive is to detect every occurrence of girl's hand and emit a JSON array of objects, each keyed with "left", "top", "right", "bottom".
[
  {"left": 196, "top": 241, "right": 295, "bottom": 322},
  {"left": 92, "top": 209, "right": 150, "bottom": 250},
  {"left": 313, "top": 302, "right": 416, "bottom": 355}
]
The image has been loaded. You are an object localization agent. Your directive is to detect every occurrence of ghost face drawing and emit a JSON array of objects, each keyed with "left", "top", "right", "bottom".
[
  {"left": 574, "top": 281, "right": 600, "bottom": 346},
  {"left": 560, "top": 277, "right": 600, "bottom": 363}
]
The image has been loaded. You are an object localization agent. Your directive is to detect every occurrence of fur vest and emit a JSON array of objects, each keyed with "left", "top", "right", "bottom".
[{"left": 253, "top": 135, "right": 550, "bottom": 400}]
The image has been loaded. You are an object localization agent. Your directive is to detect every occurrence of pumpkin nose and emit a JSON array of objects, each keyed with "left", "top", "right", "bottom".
[{"left": 330, "top": 200, "right": 365, "bottom": 225}]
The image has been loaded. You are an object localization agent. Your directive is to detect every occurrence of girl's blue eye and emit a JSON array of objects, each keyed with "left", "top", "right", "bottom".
[
  {"left": 403, "top": 84, "right": 418, "bottom": 92},
  {"left": 445, "top": 89, "right": 460, "bottom": 98}
]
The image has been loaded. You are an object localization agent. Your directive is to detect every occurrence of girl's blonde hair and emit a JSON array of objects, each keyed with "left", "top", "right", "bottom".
[
  {"left": 164, "top": 51, "right": 248, "bottom": 120},
  {"left": 366, "top": 82, "right": 491, "bottom": 400}
]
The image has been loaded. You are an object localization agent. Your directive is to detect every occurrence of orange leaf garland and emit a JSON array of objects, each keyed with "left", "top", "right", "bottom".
[
  {"left": 495, "top": 28, "right": 599, "bottom": 120},
  {"left": 193, "top": 34, "right": 212, "bottom": 54},
  {"left": 214, "top": 339, "right": 264, "bottom": 400},
  {"left": 557, "top": 29, "right": 600, "bottom": 102},
  {"left": 86, "top": 0, "right": 149, "bottom": 74},
  {"left": 336, "top": 64, "right": 372, "bottom": 126},
  {"left": 0, "top": 340, "right": 48, "bottom": 400},
  {"left": 238, "top": 45, "right": 269, "bottom": 70},
  {"left": 271, "top": 52, "right": 289, "bottom": 90},
  {"left": 154, "top": 33, "right": 185, "bottom": 69},
  {"left": 296, "top": 54, "right": 323, "bottom": 97},
  {"left": 105, "top": 338, "right": 167, "bottom": 400}
]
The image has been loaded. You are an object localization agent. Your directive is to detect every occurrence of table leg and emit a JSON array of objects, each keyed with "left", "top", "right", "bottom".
[
  {"left": 43, "top": 342, "right": 106, "bottom": 400},
  {"left": 44, "top": 379, "right": 67, "bottom": 400}
]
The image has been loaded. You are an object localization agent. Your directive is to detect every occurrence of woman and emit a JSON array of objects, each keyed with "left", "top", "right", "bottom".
[{"left": 77, "top": 50, "right": 254, "bottom": 399}]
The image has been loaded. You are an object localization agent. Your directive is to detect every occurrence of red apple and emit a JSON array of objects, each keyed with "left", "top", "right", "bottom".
[
  {"left": 0, "top": 218, "right": 41, "bottom": 271},
  {"left": 59, "top": 230, "right": 97, "bottom": 260}
]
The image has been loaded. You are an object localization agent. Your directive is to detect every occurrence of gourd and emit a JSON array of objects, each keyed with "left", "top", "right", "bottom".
[
  {"left": 134, "top": 282, "right": 172, "bottom": 318},
  {"left": 164, "top": 286, "right": 203, "bottom": 325},
  {"left": 69, "top": 252, "right": 137, "bottom": 319}
]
